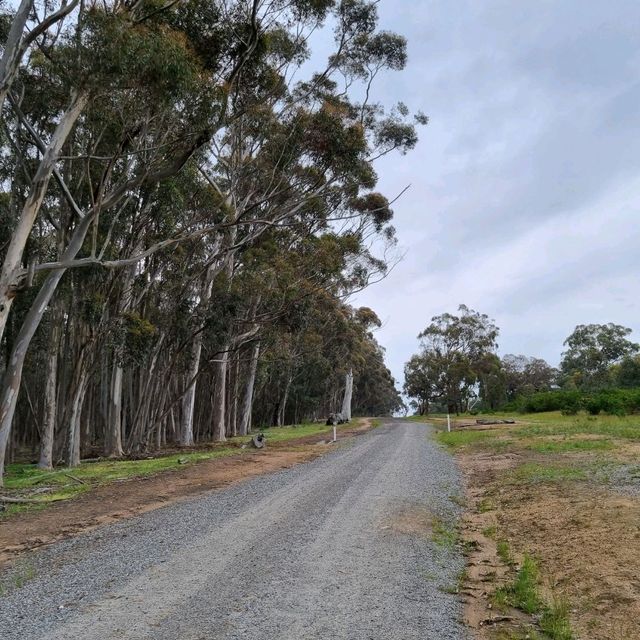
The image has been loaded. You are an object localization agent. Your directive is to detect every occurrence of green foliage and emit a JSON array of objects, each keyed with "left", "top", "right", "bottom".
[
  {"left": 405, "top": 304, "right": 499, "bottom": 414},
  {"left": 517, "top": 388, "right": 640, "bottom": 416},
  {"left": 560, "top": 323, "right": 639, "bottom": 390},
  {"left": 502, "top": 354, "right": 557, "bottom": 401},
  {"left": 615, "top": 355, "right": 640, "bottom": 388}
]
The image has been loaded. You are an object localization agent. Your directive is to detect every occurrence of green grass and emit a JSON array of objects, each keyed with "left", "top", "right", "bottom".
[
  {"left": 494, "top": 554, "right": 542, "bottom": 614},
  {"left": 250, "top": 420, "right": 343, "bottom": 443},
  {"left": 436, "top": 429, "right": 503, "bottom": 450},
  {"left": 0, "top": 562, "right": 37, "bottom": 597},
  {"left": 478, "top": 497, "right": 495, "bottom": 513},
  {"left": 526, "top": 438, "right": 614, "bottom": 453},
  {"left": 540, "top": 597, "right": 574, "bottom": 640},
  {"left": 511, "top": 462, "right": 586, "bottom": 484},
  {"left": 448, "top": 410, "right": 640, "bottom": 441},
  {"left": 482, "top": 525, "right": 497, "bottom": 539},
  {"left": 431, "top": 518, "right": 458, "bottom": 549},
  {"left": 493, "top": 554, "right": 574, "bottom": 640},
  {"left": 497, "top": 540, "right": 512, "bottom": 565},
  {"left": 511, "top": 411, "right": 640, "bottom": 441}
]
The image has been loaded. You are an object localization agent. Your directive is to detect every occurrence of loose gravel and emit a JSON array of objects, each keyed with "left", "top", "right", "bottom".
[{"left": 0, "top": 421, "right": 468, "bottom": 639}]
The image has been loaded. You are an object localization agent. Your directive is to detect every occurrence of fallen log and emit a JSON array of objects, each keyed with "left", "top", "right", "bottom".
[{"left": 475, "top": 419, "right": 515, "bottom": 425}]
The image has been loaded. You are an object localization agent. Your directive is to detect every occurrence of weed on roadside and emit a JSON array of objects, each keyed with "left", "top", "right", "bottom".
[
  {"left": 540, "top": 596, "right": 573, "bottom": 640},
  {"left": 493, "top": 554, "right": 574, "bottom": 640},
  {"left": 478, "top": 497, "right": 495, "bottom": 512},
  {"left": 494, "top": 554, "right": 542, "bottom": 614},
  {"left": 497, "top": 540, "right": 512, "bottom": 565},
  {"left": 482, "top": 525, "right": 497, "bottom": 539},
  {"left": 431, "top": 518, "right": 458, "bottom": 549}
]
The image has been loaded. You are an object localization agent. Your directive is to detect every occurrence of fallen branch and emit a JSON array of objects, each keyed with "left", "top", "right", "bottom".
[{"left": 62, "top": 472, "right": 88, "bottom": 485}]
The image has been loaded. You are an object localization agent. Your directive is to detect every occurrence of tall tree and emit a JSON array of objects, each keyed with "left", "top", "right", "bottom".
[
  {"left": 404, "top": 305, "right": 499, "bottom": 414},
  {"left": 560, "top": 323, "right": 639, "bottom": 389}
]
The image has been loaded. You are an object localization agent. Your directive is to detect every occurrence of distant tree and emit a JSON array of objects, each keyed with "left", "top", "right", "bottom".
[
  {"left": 560, "top": 324, "right": 639, "bottom": 390},
  {"left": 403, "top": 354, "right": 436, "bottom": 415},
  {"left": 614, "top": 355, "right": 640, "bottom": 389},
  {"left": 404, "top": 305, "right": 499, "bottom": 414},
  {"left": 476, "top": 353, "right": 506, "bottom": 410},
  {"left": 502, "top": 354, "right": 557, "bottom": 400}
]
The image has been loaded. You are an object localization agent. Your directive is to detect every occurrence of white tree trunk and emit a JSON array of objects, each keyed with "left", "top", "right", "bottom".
[
  {"left": 341, "top": 369, "right": 353, "bottom": 422},
  {"left": 0, "top": 90, "right": 87, "bottom": 345},
  {"left": 38, "top": 305, "right": 62, "bottom": 469},
  {"left": 179, "top": 265, "right": 216, "bottom": 446},
  {"left": 0, "top": 0, "right": 33, "bottom": 113},
  {"left": 212, "top": 351, "right": 228, "bottom": 441},
  {"left": 67, "top": 367, "right": 89, "bottom": 467},
  {"left": 238, "top": 342, "right": 260, "bottom": 436},
  {"left": 105, "top": 359, "right": 124, "bottom": 458}
]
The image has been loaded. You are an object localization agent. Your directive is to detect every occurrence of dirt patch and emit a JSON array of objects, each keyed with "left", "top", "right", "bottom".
[
  {"left": 380, "top": 503, "right": 433, "bottom": 536},
  {"left": 0, "top": 421, "right": 376, "bottom": 567},
  {"left": 457, "top": 448, "right": 640, "bottom": 640}
]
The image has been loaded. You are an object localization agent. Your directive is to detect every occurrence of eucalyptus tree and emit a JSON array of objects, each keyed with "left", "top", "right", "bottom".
[
  {"left": 404, "top": 305, "right": 500, "bottom": 414},
  {"left": 560, "top": 323, "right": 639, "bottom": 390}
]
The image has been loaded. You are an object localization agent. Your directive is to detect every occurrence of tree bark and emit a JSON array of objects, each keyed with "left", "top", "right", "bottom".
[
  {"left": 341, "top": 369, "right": 353, "bottom": 421},
  {"left": 105, "top": 358, "right": 125, "bottom": 458},
  {"left": 238, "top": 342, "right": 260, "bottom": 436},
  {"left": 180, "top": 265, "right": 216, "bottom": 446},
  {"left": 277, "top": 373, "right": 292, "bottom": 427},
  {"left": 212, "top": 350, "right": 228, "bottom": 442},
  {"left": 38, "top": 302, "right": 62, "bottom": 469},
  {"left": 0, "top": 90, "right": 87, "bottom": 345},
  {"left": 66, "top": 364, "right": 89, "bottom": 467},
  {"left": 0, "top": 0, "right": 33, "bottom": 114}
]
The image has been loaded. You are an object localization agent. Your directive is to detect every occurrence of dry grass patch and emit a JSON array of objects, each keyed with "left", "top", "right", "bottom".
[{"left": 449, "top": 411, "right": 640, "bottom": 640}]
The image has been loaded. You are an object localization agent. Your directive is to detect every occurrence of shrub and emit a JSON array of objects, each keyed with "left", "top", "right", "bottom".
[{"left": 516, "top": 387, "right": 640, "bottom": 416}]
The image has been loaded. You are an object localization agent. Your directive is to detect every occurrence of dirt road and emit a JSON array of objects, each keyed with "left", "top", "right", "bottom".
[{"left": 0, "top": 421, "right": 467, "bottom": 639}]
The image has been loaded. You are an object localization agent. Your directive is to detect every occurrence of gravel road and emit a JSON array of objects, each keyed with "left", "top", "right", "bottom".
[{"left": 0, "top": 421, "right": 468, "bottom": 639}]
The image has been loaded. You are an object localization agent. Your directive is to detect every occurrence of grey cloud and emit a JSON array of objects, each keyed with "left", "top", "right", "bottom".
[{"left": 350, "top": 1, "right": 640, "bottom": 384}]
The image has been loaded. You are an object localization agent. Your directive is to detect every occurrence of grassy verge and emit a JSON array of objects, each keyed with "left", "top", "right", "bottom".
[{"left": 2, "top": 419, "right": 368, "bottom": 517}]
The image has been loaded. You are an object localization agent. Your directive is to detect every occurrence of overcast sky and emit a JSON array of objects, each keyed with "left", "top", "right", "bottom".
[{"left": 349, "top": 0, "right": 640, "bottom": 385}]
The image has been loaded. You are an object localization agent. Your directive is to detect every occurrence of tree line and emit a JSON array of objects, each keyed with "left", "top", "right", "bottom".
[
  {"left": 403, "top": 305, "right": 639, "bottom": 415},
  {"left": 0, "top": 0, "right": 414, "bottom": 484}
]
